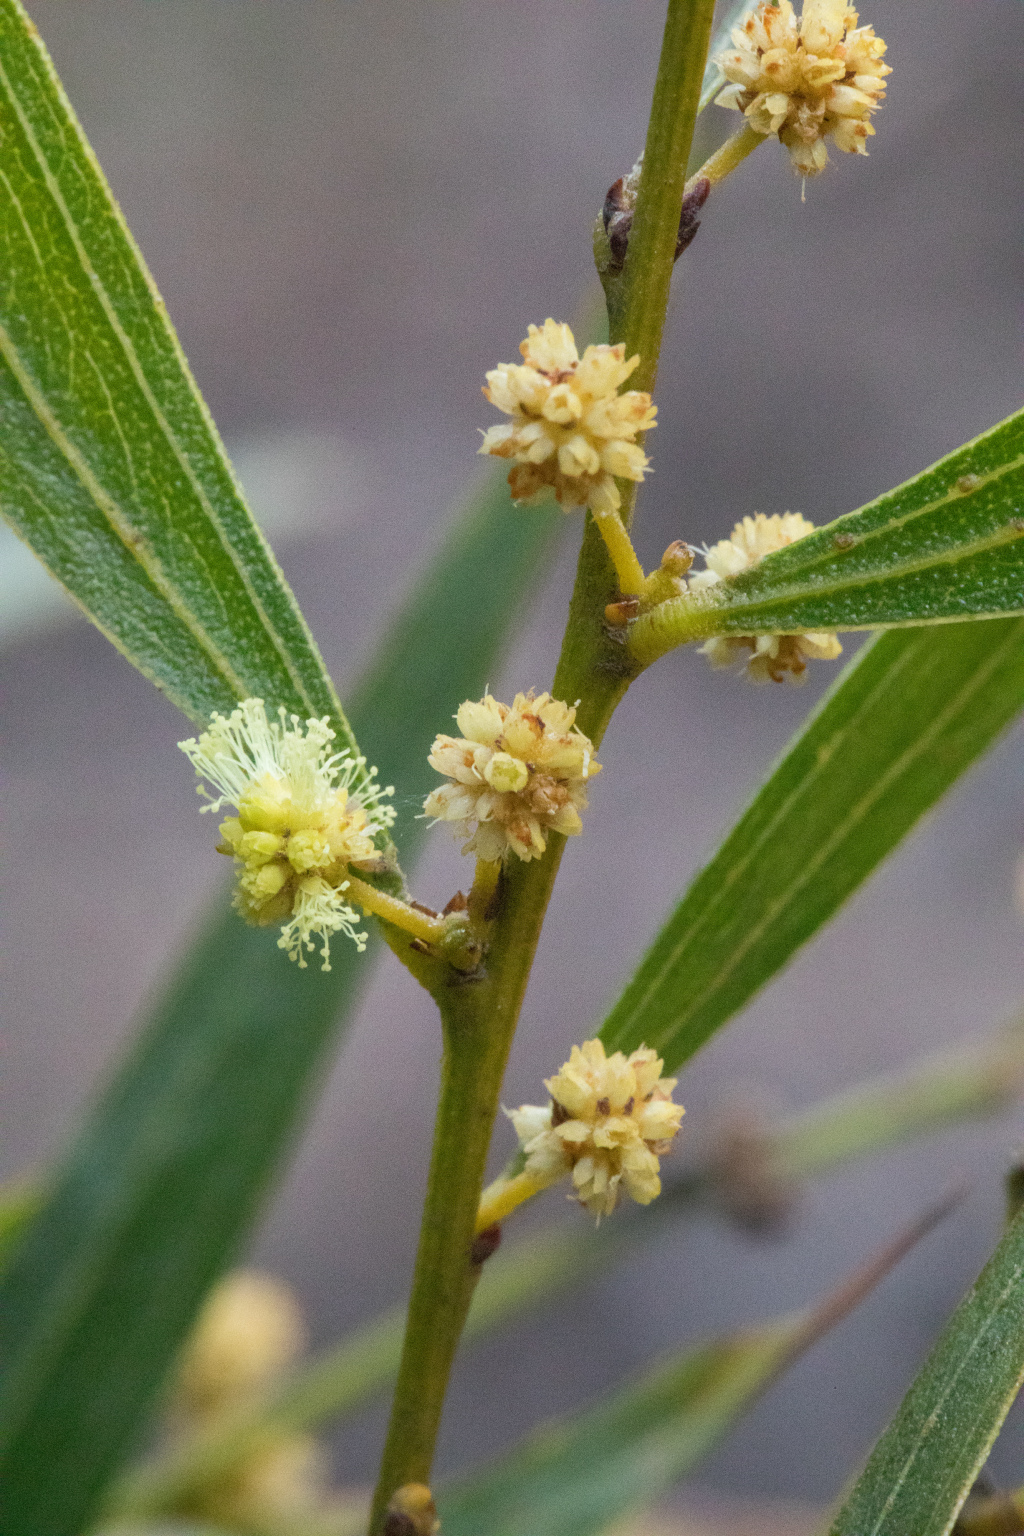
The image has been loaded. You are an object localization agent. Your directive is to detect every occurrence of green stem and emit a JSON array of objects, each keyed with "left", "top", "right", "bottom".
[
  {"left": 108, "top": 1021, "right": 1024, "bottom": 1518},
  {"left": 368, "top": 529, "right": 639, "bottom": 1529},
  {"left": 617, "top": 0, "right": 719, "bottom": 382},
  {"left": 367, "top": 3, "right": 720, "bottom": 1520}
]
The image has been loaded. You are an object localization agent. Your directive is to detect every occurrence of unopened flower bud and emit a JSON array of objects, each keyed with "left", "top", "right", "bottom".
[
  {"left": 385, "top": 1484, "right": 440, "bottom": 1536},
  {"left": 424, "top": 691, "right": 600, "bottom": 863},
  {"left": 479, "top": 319, "right": 655, "bottom": 516},
  {"left": 660, "top": 540, "right": 694, "bottom": 577}
]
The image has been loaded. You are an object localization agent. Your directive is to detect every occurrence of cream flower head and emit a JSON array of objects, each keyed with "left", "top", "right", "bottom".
[
  {"left": 689, "top": 513, "right": 843, "bottom": 683},
  {"left": 173, "top": 1271, "right": 307, "bottom": 1421},
  {"left": 179, "top": 699, "right": 396, "bottom": 968},
  {"left": 479, "top": 319, "right": 656, "bottom": 515},
  {"left": 716, "top": 0, "right": 891, "bottom": 177},
  {"left": 423, "top": 690, "right": 600, "bottom": 863},
  {"left": 508, "top": 1039, "right": 684, "bottom": 1221}
]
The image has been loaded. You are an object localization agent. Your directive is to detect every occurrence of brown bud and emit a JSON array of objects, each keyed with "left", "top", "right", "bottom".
[
  {"left": 442, "top": 890, "right": 469, "bottom": 915},
  {"left": 409, "top": 899, "right": 439, "bottom": 918},
  {"left": 660, "top": 540, "right": 693, "bottom": 576},
  {"left": 605, "top": 597, "right": 640, "bottom": 627},
  {"left": 385, "top": 1483, "right": 439, "bottom": 1536},
  {"left": 602, "top": 175, "right": 628, "bottom": 229},
  {"left": 470, "top": 1223, "right": 502, "bottom": 1266},
  {"left": 675, "top": 177, "right": 710, "bottom": 260}
]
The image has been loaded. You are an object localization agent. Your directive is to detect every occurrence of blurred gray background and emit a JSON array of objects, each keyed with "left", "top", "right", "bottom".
[{"left": 3, "top": 0, "right": 1024, "bottom": 1512}]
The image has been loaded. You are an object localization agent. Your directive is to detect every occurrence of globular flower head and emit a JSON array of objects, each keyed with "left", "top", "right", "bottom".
[
  {"left": 508, "top": 1039, "right": 684, "bottom": 1221},
  {"left": 423, "top": 690, "right": 600, "bottom": 863},
  {"left": 689, "top": 513, "right": 843, "bottom": 683},
  {"left": 716, "top": 0, "right": 891, "bottom": 177},
  {"left": 179, "top": 699, "right": 396, "bottom": 968},
  {"left": 479, "top": 319, "right": 656, "bottom": 516},
  {"left": 169, "top": 1270, "right": 329, "bottom": 1528},
  {"left": 173, "top": 1270, "right": 307, "bottom": 1421}
]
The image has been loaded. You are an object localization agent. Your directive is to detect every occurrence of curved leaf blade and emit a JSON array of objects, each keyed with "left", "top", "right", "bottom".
[
  {"left": 602, "top": 618, "right": 1024, "bottom": 1071},
  {"left": 438, "top": 1210, "right": 946, "bottom": 1536},
  {"left": 0, "top": 0, "right": 352, "bottom": 743},
  {"left": 629, "top": 409, "right": 1024, "bottom": 665},
  {"left": 829, "top": 1207, "right": 1024, "bottom": 1536}
]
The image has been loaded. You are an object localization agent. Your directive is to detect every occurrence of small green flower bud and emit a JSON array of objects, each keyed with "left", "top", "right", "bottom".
[{"left": 484, "top": 751, "right": 530, "bottom": 794}]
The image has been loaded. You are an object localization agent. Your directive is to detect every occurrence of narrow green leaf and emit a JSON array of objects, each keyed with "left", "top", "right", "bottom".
[
  {"left": 439, "top": 1324, "right": 798, "bottom": 1536},
  {"left": 0, "top": 0, "right": 358, "bottom": 748},
  {"left": 0, "top": 472, "right": 559, "bottom": 1536},
  {"left": 0, "top": 1175, "right": 41, "bottom": 1273},
  {"left": 602, "top": 617, "right": 1024, "bottom": 1072},
  {"left": 829, "top": 1207, "right": 1024, "bottom": 1536},
  {"left": 438, "top": 1209, "right": 946, "bottom": 1536},
  {"left": 628, "top": 409, "right": 1024, "bottom": 666}
]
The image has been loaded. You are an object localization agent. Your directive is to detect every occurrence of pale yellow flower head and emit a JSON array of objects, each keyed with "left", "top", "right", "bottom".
[
  {"left": 508, "top": 1039, "right": 684, "bottom": 1221},
  {"left": 172, "top": 1270, "right": 307, "bottom": 1420},
  {"left": 169, "top": 1270, "right": 329, "bottom": 1528},
  {"left": 716, "top": 0, "right": 891, "bottom": 177},
  {"left": 689, "top": 513, "right": 843, "bottom": 682},
  {"left": 423, "top": 690, "right": 601, "bottom": 863},
  {"left": 179, "top": 698, "right": 396, "bottom": 968},
  {"left": 479, "top": 319, "right": 656, "bottom": 515}
]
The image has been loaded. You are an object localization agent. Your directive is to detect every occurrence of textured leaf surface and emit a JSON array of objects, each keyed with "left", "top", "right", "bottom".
[
  {"left": 0, "top": 469, "right": 559, "bottom": 1536},
  {"left": 438, "top": 1321, "right": 801, "bottom": 1536},
  {"left": 0, "top": 0, "right": 355, "bottom": 749},
  {"left": 629, "top": 410, "right": 1024, "bottom": 665},
  {"left": 830, "top": 1207, "right": 1024, "bottom": 1536},
  {"left": 602, "top": 618, "right": 1024, "bottom": 1071}
]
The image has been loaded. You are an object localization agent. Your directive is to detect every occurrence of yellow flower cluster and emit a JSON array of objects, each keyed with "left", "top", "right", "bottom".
[
  {"left": 690, "top": 513, "right": 843, "bottom": 682},
  {"left": 508, "top": 1039, "right": 684, "bottom": 1220},
  {"left": 169, "top": 1271, "right": 329, "bottom": 1528},
  {"left": 423, "top": 691, "right": 600, "bottom": 863},
  {"left": 179, "top": 699, "right": 395, "bottom": 968},
  {"left": 479, "top": 319, "right": 656, "bottom": 515},
  {"left": 716, "top": 0, "right": 890, "bottom": 177}
]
